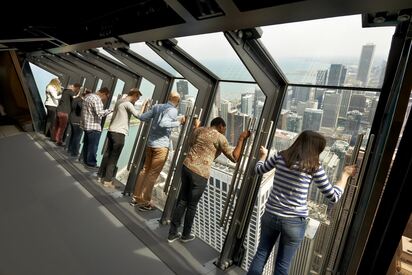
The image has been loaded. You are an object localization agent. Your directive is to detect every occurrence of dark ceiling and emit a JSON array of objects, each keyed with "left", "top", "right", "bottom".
[{"left": 0, "top": 0, "right": 411, "bottom": 54}]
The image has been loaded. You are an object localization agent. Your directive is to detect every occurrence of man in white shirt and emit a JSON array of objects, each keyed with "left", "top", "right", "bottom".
[{"left": 98, "top": 88, "right": 142, "bottom": 188}]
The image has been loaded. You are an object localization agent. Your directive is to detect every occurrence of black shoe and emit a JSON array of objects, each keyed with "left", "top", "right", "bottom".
[
  {"left": 129, "top": 199, "right": 139, "bottom": 207},
  {"left": 180, "top": 234, "right": 195, "bottom": 243},
  {"left": 138, "top": 204, "right": 155, "bottom": 212},
  {"left": 167, "top": 232, "right": 181, "bottom": 243}
]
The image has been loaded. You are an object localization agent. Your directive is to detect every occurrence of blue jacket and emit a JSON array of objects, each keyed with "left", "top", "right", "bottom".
[{"left": 139, "top": 102, "right": 180, "bottom": 148}]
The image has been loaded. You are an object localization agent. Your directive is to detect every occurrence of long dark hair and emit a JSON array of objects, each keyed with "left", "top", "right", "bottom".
[{"left": 279, "top": 130, "right": 326, "bottom": 174}]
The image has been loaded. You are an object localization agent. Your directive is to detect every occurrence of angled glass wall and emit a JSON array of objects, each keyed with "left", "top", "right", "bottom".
[
  {"left": 177, "top": 33, "right": 254, "bottom": 81},
  {"left": 130, "top": 43, "right": 182, "bottom": 77},
  {"left": 260, "top": 15, "right": 395, "bottom": 88},
  {"left": 29, "top": 62, "right": 59, "bottom": 106}
]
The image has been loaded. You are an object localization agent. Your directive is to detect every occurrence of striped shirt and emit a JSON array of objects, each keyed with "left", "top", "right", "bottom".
[
  {"left": 80, "top": 93, "right": 111, "bottom": 131},
  {"left": 255, "top": 154, "right": 343, "bottom": 218}
]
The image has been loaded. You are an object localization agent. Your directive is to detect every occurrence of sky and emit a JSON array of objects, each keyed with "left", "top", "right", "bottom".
[{"left": 175, "top": 14, "right": 395, "bottom": 61}]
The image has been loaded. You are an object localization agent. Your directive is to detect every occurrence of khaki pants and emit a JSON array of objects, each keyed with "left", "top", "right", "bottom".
[{"left": 132, "top": 147, "right": 169, "bottom": 205}]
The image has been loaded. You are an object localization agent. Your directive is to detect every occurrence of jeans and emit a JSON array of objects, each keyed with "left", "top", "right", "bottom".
[
  {"left": 82, "top": 130, "right": 101, "bottom": 167},
  {"left": 99, "top": 132, "right": 125, "bottom": 182},
  {"left": 132, "top": 147, "right": 169, "bottom": 205},
  {"left": 67, "top": 123, "right": 83, "bottom": 157},
  {"left": 169, "top": 165, "right": 208, "bottom": 237},
  {"left": 247, "top": 212, "right": 307, "bottom": 275}
]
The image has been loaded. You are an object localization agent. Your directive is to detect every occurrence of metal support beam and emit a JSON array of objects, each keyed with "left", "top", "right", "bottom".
[
  {"left": 145, "top": 39, "right": 219, "bottom": 225},
  {"left": 216, "top": 29, "right": 288, "bottom": 270},
  {"left": 104, "top": 46, "right": 174, "bottom": 195},
  {"left": 78, "top": 50, "right": 141, "bottom": 93}
]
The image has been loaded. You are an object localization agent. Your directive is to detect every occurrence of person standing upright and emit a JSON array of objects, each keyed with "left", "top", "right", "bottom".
[
  {"left": 54, "top": 83, "right": 81, "bottom": 146},
  {"left": 80, "top": 87, "right": 112, "bottom": 168},
  {"left": 167, "top": 117, "right": 250, "bottom": 243},
  {"left": 98, "top": 88, "right": 142, "bottom": 188},
  {"left": 130, "top": 91, "right": 185, "bottom": 211},
  {"left": 67, "top": 87, "right": 91, "bottom": 157},
  {"left": 44, "top": 78, "right": 62, "bottom": 139},
  {"left": 247, "top": 130, "right": 356, "bottom": 275}
]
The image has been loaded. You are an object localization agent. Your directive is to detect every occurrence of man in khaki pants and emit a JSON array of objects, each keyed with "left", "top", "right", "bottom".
[{"left": 130, "top": 91, "right": 185, "bottom": 211}]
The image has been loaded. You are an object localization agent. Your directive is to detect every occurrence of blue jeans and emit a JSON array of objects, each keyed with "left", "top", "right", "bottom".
[
  {"left": 247, "top": 212, "right": 307, "bottom": 275},
  {"left": 68, "top": 123, "right": 83, "bottom": 157},
  {"left": 82, "top": 130, "right": 101, "bottom": 167}
]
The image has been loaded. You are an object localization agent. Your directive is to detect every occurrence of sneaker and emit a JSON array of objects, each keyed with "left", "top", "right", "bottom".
[
  {"left": 167, "top": 232, "right": 181, "bottom": 243},
  {"left": 103, "top": 181, "right": 115, "bottom": 189},
  {"left": 138, "top": 204, "right": 155, "bottom": 212},
  {"left": 180, "top": 234, "right": 195, "bottom": 243},
  {"left": 129, "top": 199, "right": 139, "bottom": 207}
]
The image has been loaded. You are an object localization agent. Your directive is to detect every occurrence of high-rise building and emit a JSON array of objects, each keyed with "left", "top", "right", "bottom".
[
  {"left": 176, "top": 80, "right": 189, "bottom": 99},
  {"left": 327, "top": 64, "right": 347, "bottom": 86},
  {"left": 241, "top": 93, "right": 254, "bottom": 116},
  {"left": 294, "top": 86, "right": 312, "bottom": 102},
  {"left": 316, "top": 70, "right": 328, "bottom": 85},
  {"left": 378, "top": 60, "right": 387, "bottom": 87},
  {"left": 178, "top": 96, "right": 195, "bottom": 115},
  {"left": 296, "top": 101, "right": 318, "bottom": 116},
  {"left": 254, "top": 88, "right": 266, "bottom": 118},
  {"left": 348, "top": 94, "right": 367, "bottom": 113},
  {"left": 220, "top": 100, "right": 231, "bottom": 123},
  {"left": 286, "top": 113, "right": 303, "bottom": 133},
  {"left": 357, "top": 43, "right": 376, "bottom": 85},
  {"left": 303, "top": 108, "right": 323, "bottom": 131},
  {"left": 338, "top": 90, "right": 352, "bottom": 118},
  {"left": 192, "top": 165, "right": 274, "bottom": 272},
  {"left": 322, "top": 92, "right": 342, "bottom": 128}
]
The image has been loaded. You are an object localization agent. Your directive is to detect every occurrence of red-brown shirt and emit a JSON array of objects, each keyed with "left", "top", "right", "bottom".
[{"left": 183, "top": 127, "right": 236, "bottom": 179}]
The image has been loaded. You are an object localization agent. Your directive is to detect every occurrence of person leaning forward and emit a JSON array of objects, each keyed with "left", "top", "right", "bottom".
[
  {"left": 167, "top": 117, "right": 250, "bottom": 243},
  {"left": 130, "top": 91, "right": 185, "bottom": 211}
]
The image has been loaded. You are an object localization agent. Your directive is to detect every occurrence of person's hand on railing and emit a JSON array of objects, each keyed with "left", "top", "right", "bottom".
[{"left": 258, "top": 146, "right": 268, "bottom": 161}]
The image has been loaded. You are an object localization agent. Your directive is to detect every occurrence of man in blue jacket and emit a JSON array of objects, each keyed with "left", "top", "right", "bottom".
[{"left": 130, "top": 91, "right": 185, "bottom": 211}]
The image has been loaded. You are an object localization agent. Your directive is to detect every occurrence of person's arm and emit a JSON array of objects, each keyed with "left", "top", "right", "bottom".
[
  {"left": 335, "top": 165, "right": 357, "bottom": 190},
  {"left": 254, "top": 146, "right": 278, "bottom": 175},
  {"left": 138, "top": 107, "right": 154, "bottom": 122},
  {"left": 47, "top": 86, "right": 61, "bottom": 100},
  {"left": 313, "top": 165, "right": 356, "bottom": 203},
  {"left": 232, "top": 130, "right": 250, "bottom": 161},
  {"left": 220, "top": 130, "right": 250, "bottom": 162},
  {"left": 125, "top": 102, "right": 141, "bottom": 118},
  {"left": 94, "top": 98, "right": 111, "bottom": 118}
]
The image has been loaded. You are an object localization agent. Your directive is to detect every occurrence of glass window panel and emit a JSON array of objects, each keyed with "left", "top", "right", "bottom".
[
  {"left": 97, "top": 48, "right": 127, "bottom": 66},
  {"left": 189, "top": 81, "right": 266, "bottom": 257},
  {"left": 99, "top": 78, "right": 156, "bottom": 184},
  {"left": 256, "top": 85, "right": 381, "bottom": 273},
  {"left": 95, "top": 79, "right": 103, "bottom": 92},
  {"left": 29, "top": 62, "right": 59, "bottom": 106},
  {"left": 177, "top": 33, "right": 254, "bottom": 81},
  {"left": 129, "top": 43, "right": 182, "bottom": 77},
  {"left": 260, "top": 15, "right": 395, "bottom": 88},
  {"left": 150, "top": 79, "right": 199, "bottom": 209}
]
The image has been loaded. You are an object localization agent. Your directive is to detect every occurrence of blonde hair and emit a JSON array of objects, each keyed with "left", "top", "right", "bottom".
[{"left": 47, "top": 78, "right": 62, "bottom": 93}]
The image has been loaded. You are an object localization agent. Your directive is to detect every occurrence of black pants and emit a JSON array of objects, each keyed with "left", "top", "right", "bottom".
[
  {"left": 169, "top": 165, "right": 208, "bottom": 237},
  {"left": 99, "top": 131, "right": 125, "bottom": 182},
  {"left": 44, "top": 105, "right": 57, "bottom": 138}
]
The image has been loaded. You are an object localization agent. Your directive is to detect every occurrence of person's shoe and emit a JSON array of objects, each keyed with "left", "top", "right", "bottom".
[
  {"left": 167, "top": 232, "right": 181, "bottom": 243},
  {"left": 129, "top": 199, "right": 139, "bottom": 207},
  {"left": 138, "top": 203, "right": 155, "bottom": 212},
  {"left": 103, "top": 181, "right": 115, "bottom": 189},
  {"left": 180, "top": 234, "right": 195, "bottom": 243}
]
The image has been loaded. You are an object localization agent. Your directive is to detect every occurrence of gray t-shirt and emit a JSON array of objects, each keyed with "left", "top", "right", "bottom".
[{"left": 108, "top": 98, "right": 140, "bottom": 135}]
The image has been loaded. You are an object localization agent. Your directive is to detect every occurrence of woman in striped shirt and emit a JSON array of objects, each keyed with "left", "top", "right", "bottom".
[{"left": 248, "top": 130, "right": 356, "bottom": 275}]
